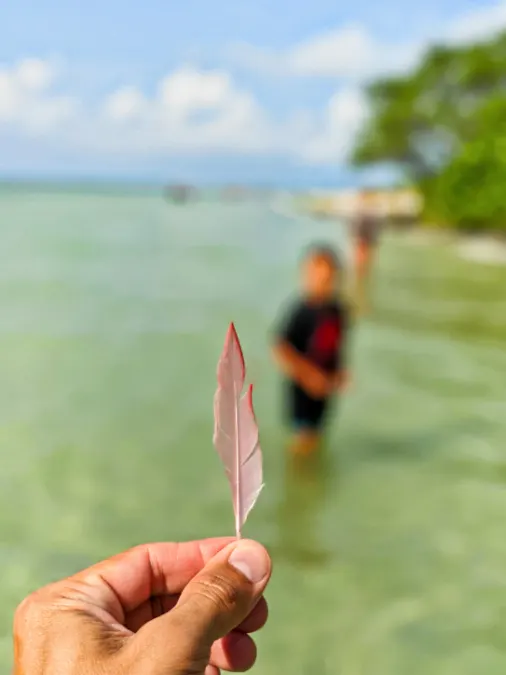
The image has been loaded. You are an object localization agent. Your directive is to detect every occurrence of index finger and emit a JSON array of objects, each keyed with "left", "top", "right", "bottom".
[{"left": 78, "top": 537, "right": 235, "bottom": 613}]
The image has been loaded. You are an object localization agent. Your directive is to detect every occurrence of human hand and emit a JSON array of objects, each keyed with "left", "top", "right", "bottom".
[
  {"left": 13, "top": 537, "right": 271, "bottom": 675},
  {"left": 333, "top": 370, "right": 352, "bottom": 392}
]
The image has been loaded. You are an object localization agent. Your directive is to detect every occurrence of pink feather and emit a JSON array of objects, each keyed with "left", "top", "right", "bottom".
[{"left": 213, "top": 323, "right": 264, "bottom": 538}]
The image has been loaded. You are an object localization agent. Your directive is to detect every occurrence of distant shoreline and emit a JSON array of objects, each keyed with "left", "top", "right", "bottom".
[
  {"left": 0, "top": 180, "right": 164, "bottom": 194},
  {"left": 0, "top": 178, "right": 335, "bottom": 193},
  {"left": 296, "top": 194, "right": 506, "bottom": 267}
]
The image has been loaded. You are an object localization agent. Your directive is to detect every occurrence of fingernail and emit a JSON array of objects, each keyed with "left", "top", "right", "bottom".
[{"left": 229, "top": 541, "right": 269, "bottom": 584}]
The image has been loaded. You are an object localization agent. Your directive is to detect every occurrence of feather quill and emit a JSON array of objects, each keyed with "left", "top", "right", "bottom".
[{"left": 213, "top": 323, "right": 264, "bottom": 538}]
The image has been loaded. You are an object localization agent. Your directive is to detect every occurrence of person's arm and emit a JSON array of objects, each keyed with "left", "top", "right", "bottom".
[
  {"left": 272, "top": 340, "right": 330, "bottom": 397},
  {"left": 271, "top": 340, "right": 318, "bottom": 387},
  {"left": 271, "top": 302, "right": 329, "bottom": 395}
]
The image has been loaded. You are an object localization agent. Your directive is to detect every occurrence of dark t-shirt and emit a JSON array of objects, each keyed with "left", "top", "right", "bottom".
[
  {"left": 274, "top": 297, "right": 350, "bottom": 376},
  {"left": 354, "top": 213, "right": 381, "bottom": 246}
]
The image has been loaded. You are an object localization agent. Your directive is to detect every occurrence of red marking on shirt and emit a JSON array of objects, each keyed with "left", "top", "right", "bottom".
[{"left": 310, "top": 318, "right": 341, "bottom": 362}]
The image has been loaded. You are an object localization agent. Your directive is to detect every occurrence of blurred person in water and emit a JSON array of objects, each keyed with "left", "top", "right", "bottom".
[
  {"left": 352, "top": 190, "right": 382, "bottom": 313},
  {"left": 271, "top": 243, "right": 352, "bottom": 457},
  {"left": 13, "top": 538, "right": 271, "bottom": 675}
]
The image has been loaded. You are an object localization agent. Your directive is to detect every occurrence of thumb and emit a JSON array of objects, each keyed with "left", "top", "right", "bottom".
[
  {"left": 131, "top": 540, "right": 271, "bottom": 673},
  {"left": 176, "top": 539, "right": 270, "bottom": 642}
]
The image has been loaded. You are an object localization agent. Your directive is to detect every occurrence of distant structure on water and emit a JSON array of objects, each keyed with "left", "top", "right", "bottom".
[
  {"left": 301, "top": 188, "right": 423, "bottom": 226},
  {"left": 164, "top": 184, "right": 196, "bottom": 204}
]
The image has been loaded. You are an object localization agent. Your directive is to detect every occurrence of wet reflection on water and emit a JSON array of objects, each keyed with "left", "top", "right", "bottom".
[{"left": 275, "top": 448, "right": 335, "bottom": 567}]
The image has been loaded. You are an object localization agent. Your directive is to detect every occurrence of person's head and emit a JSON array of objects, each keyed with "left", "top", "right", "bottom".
[{"left": 300, "top": 243, "right": 342, "bottom": 300}]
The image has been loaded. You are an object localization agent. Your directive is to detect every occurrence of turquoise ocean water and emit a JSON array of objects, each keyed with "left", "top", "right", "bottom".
[{"left": 1, "top": 187, "right": 506, "bottom": 673}]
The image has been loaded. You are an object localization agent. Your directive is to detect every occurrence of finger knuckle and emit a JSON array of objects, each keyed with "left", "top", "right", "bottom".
[
  {"left": 13, "top": 583, "right": 66, "bottom": 642},
  {"left": 14, "top": 591, "right": 44, "bottom": 629},
  {"left": 194, "top": 572, "right": 242, "bottom": 613}
]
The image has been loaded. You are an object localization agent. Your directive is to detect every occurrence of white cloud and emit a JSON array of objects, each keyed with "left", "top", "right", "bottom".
[
  {"left": 230, "top": 26, "right": 421, "bottom": 80},
  {"left": 158, "top": 68, "right": 231, "bottom": 116},
  {"left": 2, "top": 3, "right": 506, "bottom": 172},
  {"left": 300, "top": 88, "right": 369, "bottom": 163},
  {"left": 13, "top": 58, "right": 53, "bottom": 91},
  {"left": 0, "top": 58, "right": 77, "bottom": 134},
  {"left": 229, "top": 1, "right": 506, "bottom": 81},
  {"left": 103, "top": 86, "right": 147, "bottom": 122},
  {"left": 289, "top": 25, "right": 424, "bottom": 79},
  {"left": 97, "top": 68, "right": 367, "bottom": 162},
  {"left": 96, "top": 66, "right": 274, "bottom": 156},
  {"left": 0, "top": 61, "right": 303, "bottom": 160},
  {"left": 288, "top": 26, "right": 383, "bottom": 78},
  {"left": 447, "top": 1, "right": 506, "bottom": 44},
  {"left": 0, "top": 58, "right": 393, "bottom": 166}
]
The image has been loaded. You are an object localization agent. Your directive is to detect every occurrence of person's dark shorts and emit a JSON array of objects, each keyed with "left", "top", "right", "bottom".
[{"left": 284, "top": 383, "right": 332, "bottom": 432}]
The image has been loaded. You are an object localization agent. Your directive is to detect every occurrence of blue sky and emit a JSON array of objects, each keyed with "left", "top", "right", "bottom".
[{"left": 1, "top": 0, "right": 504, "bottom": 185}]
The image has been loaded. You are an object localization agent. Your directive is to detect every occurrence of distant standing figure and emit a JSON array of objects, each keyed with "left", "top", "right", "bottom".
[
  {"left": 352, "top": 191, "right": 382, "bottom": 312},
  {"left": 271, "top": 244, "right": 352, "bottom": 457}
]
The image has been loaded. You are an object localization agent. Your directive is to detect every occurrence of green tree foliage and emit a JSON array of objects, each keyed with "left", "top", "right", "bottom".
[
  {"left": 352, "top": 32, "right": 506, "bottom": 231},
  {"left": 423, "top": 97, "right": 506, "bottom": 233}
]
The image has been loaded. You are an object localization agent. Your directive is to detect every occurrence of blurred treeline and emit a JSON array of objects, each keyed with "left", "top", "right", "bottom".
[{"left": 352, "top": 31, "right": 506, "bottom": 234}]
